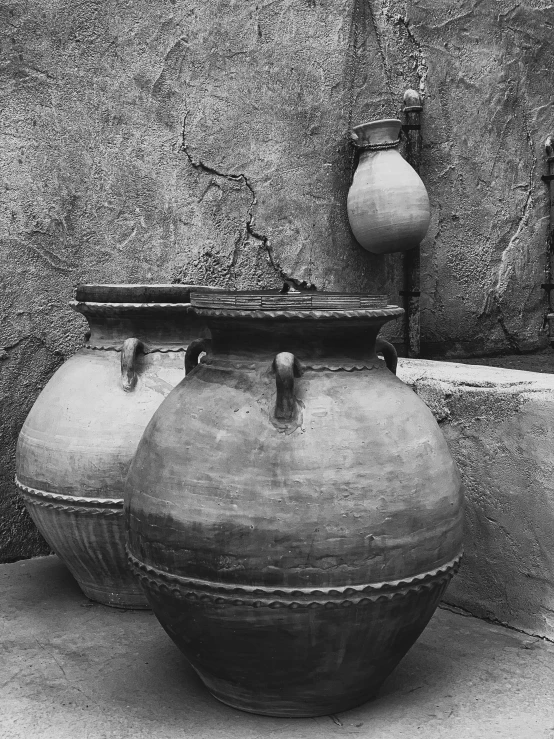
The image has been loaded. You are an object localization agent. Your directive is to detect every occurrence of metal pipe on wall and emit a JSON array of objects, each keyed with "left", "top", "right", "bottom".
[{"left": 400, "top": 89, "right": 423, "bottom": 358}]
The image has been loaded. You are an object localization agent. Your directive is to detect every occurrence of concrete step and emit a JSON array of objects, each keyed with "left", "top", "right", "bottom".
[{"left": 2, "top": 556, "right": 554, "bottom": 738}]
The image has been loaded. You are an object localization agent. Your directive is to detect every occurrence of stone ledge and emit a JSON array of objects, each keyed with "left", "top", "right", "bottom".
[{"left": 398, "top": 358, "right": 554, "bottom": 640}]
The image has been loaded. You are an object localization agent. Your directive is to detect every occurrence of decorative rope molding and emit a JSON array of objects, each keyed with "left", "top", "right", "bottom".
[
  {"left": 70, "top": 301, "right": 195, "bottom": 316},
  {"left": 83, "top": 344, "right": 187, "bottom": 353},
  {"left": 192, "top": 307, "right": 404, "bottom": 321},
  {"left": 127, "top": 550, "right": 462, "bottom": 609},
  {"left": 200, "top": 357, "right": 383, "bottom": 373},
  {"left": 303, "top": 363, "right": 382, "bottom": 372},
  {"left": 15, "top": 479, "right": 123, "bottom": 516},
  {"left": 352, "top": 139, "right": 400, "bottom": 151}
]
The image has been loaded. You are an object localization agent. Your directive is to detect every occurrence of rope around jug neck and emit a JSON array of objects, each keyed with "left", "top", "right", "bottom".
[{"left": 351, "top": 138, "right": 400, "bottom": 151}]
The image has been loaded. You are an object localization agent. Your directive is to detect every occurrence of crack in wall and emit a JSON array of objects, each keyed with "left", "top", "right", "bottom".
[
  {"left": 394, "top": 14, "right": 428, "bottom": 98},
  {"left": 367, "top": 1, "right": 396, "bottom": 108},
  {"left": 485, "top": 98, "right": 536, "bottom": 349},
  {"left": 346, "top": 0, "right": 363, "bottom": 139},
  {"left": 181, "top": 114, "right": 248, "bottom": 187},
  {"left": 179, "top": 113, "right": 313, "bottom": 289},
  {"left": 180, "top": 112, "right": 262, "bottom": 281},
  {"left": 498, "top": 309, "right": 522, "bottom": 353}
]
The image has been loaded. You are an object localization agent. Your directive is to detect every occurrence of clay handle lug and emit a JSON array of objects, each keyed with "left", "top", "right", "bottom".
[
  {"left": 185, "top": 338, "right": 211, "bottom": 375},
  {"left": 272, "top": 352, "right": 302, "bottom": 422},
  {"left": 121, "top": 338, "right": 144, "bottom": 392},
  {"left": 375, "top": 338, "right": 398, "bottom": 375}
]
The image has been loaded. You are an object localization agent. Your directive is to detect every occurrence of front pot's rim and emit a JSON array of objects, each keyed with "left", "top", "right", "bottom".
[
  {"left": 126, "top": 549, "right": 463, "bottom": 605},
  {"left": 191, "top": 306, "right": 404, "bottom": 321}
]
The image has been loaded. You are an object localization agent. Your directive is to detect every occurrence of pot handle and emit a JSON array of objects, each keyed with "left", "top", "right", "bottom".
[
  {"left": 185, "top": 338, "right": 211, "bottom": 374},
  {"left": 375, "top": 338, "right": 398, "bottom": 375},
  {"left": 121, "top": 338, "right": 143, "bottom": 392},
  {"left": 272, "top": 352, "right": 302, "bottom": 421}
]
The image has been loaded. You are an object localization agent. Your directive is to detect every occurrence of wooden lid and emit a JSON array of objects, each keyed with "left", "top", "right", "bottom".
[
  {"left": 73, "top": 284, "right": 222, "bottom": 304},
  {"left": 190, "top": 290, "right": 390, "bottom": 311}
]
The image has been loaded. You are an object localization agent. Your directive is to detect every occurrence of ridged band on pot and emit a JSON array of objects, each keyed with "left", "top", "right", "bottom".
[
  {"left": 16, "top": 480, "right": 123, "bottom": 513},
  {"left": 125, "top": 289, "right": 464, "bottom": 715},
  {"left": 15, "top": 283, "right": 221, "bottom": 609},
  {"left": 200, "top": 356, "right": 384, "bottom": 372},
  {"left": 15, "top": 479, "right": 142, "bottom": 607},
  {"left": 128, "top": 550, "right": 462, "bottom": 608},
  {"left": 190, "top": 307, "right": 404, "bottom": 320}
]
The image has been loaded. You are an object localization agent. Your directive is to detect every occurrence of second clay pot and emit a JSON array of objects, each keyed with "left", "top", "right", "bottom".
[{"left": 16, "top": 284, "right": 218, "bottom": 608}]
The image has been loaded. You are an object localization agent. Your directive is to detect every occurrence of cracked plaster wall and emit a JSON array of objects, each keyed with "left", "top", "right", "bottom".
[{"left": 1, "top": 0, "right": 553, "bottom": 560}]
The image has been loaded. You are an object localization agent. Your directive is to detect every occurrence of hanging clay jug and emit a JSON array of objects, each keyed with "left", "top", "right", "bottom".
[
  {"left": 347, "top": 118, "right": 431, "bottom": 254},
  {"left": 15, "top": 284, "right": 219, "bottom": 609},
  {"left": 125, "top": 289, "right": 463, "bottom": 716}
]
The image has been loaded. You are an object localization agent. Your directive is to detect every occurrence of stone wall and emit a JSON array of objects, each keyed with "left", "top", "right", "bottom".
[{"left": 1, "top": 0, "right": 553, "bottom": 560}]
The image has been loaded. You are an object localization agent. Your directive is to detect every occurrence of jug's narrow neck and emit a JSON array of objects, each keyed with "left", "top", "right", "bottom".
[
  {"left": 357, "top": 148, "right": 399, "bottom": 166},
  {"left": 352, "top": 118, "right": 401, "bottom": 148}
]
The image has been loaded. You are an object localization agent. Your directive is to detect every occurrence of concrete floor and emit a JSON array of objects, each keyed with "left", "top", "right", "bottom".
[{"left": 2, "top": 557, "right": 554, "bottom": 739}]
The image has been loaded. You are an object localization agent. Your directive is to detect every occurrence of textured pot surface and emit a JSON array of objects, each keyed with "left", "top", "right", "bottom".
[
  {"left": 126, "top": 290, "right": 463, "bottom": 715},
  {"left": 16, "top": 284, "right": 216, "bottom": 608},
  {"left": 347, "top": 119, "right": 431, "bottom": 254}
]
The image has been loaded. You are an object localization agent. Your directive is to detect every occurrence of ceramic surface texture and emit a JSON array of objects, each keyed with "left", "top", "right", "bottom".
[
  {"left": 347, "top": 119, "right": 431, "bottom": 255},
  {"left": 15, "top": 284, "right": 215, "bottom": 608},
  {"left": 126, "top": 291, "right": 463, "bottom": 715}
]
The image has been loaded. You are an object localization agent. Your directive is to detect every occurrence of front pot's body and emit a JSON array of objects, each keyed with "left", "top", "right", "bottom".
[
  {"left": 126, "top": 292, "right": 463, "bottom": 715},
  {"left": 347, "top": 119, "right": 431, "bottom": 254},
  {"left": 16, "top": 284, "right": 214, "bottom": 608}
]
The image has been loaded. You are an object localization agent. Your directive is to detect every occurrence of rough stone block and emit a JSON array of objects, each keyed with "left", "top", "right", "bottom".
[{"left": 398, "top": 358, "right": 554, "bottom": 639}]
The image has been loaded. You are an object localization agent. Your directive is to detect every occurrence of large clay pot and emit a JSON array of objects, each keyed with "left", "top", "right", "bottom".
[
  {"left": 16, "top": 284, "right": 217, "bottom": 609},
  {"left": 347, "top": 118, "right": 431, "bottom": 254},
  {"left": 125, "top": 290, "right": 463, "bottom": 716}
]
